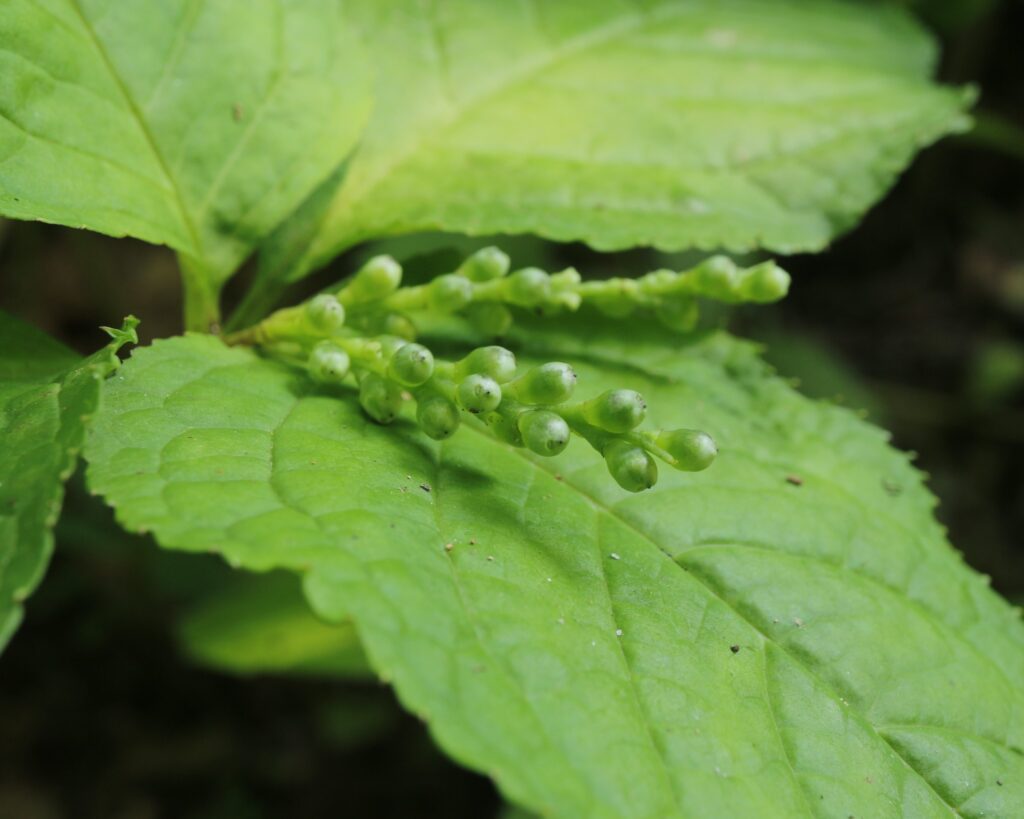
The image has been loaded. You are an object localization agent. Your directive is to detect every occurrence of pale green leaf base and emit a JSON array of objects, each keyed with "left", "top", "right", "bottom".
[{"left": 85, "top": 322, "right": 1024, "bottom": 818}]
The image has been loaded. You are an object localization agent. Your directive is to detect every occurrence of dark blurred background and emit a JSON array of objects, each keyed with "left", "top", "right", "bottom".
[{"left": 0, "top": 1, "right": 1021, "bottom": 816}]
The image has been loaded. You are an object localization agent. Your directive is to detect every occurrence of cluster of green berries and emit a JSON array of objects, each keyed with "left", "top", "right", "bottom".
[
  {"left": 229, "top": 249, "right": 749, "bottom": 491},
  {"left": 578, "top": 254, "right": 790, "bottom": 332},
  {"left": 306, "top": 245, "right": 789, "bottom": 339}
]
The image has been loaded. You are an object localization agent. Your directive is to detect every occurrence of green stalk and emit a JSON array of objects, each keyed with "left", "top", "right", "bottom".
[{"left": 178, "top": 253, "right": 222, "bottom": 333}]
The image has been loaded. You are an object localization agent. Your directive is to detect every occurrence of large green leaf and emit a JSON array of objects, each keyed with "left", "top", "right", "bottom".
[
  {"left": 273, "top": 0, "right": 970, "bottom": 283},
  {"left": 85, "top": 319, "right": 1024, "bottom": 818},
  {"left": 0, "top": 311, "right": 131, "bottom": 649},
  {"left": 0, "top": 0, "right": 371, "bottom": 321}
]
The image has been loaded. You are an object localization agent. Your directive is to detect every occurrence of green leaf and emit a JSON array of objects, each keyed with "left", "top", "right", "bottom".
[
  {"left": 0, "top": 0, "right": 371, "bottom": 321},
  {"left": 0, "top": 311, "right": 134, "bottom": 650},
  {"left": 272, "top": 0, "right": 970, "bottom": 285},
  {"left": 178, "top": 569, "right": 370, "bottom": 678},
  {"left": 85, "top": 323, "right": 1024, "bottom": 818}
]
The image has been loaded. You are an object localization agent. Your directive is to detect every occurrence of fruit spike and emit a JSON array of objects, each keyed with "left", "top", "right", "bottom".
[{"left": 231, "top": 246, "right": 743, "bottom": 492}]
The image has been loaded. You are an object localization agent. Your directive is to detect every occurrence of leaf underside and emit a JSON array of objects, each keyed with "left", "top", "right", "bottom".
[
  {"left": 177, "top": 570, "right": 369, "bottom": 678},
  {"left": 85, "top": 320, "right": 1024, "bottom": 819},
  {"left": 0, "top": 0, "right": 370, "bottom": 287},
  {"left": 0, "top": 310, "right": 109, "bottom": 650},
  {"left": 280, "top": 0, "right": 971, "bottom": 282}
]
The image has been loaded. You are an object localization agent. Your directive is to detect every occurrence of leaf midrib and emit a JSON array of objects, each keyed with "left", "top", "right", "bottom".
[{"left": 194, "top": 3, "right": 285, "bottom": 221}]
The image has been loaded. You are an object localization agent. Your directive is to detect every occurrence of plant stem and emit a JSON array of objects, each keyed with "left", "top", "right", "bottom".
[{"left": 178, "top": 253, "right": 222, "bottom": 333}]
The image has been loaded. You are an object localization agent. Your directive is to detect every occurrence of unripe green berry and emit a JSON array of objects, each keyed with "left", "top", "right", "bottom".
[
  {"left": 581, "top": 389, "right": 647, "bottom": 433},
  {"left": 655, "top": 297, "right": 699, "bottom": 333},
  {"left": 465, "top": 302, "right": 513, "bottom": 337},
  {"left": 518, "top": 410, "right": 571, "bottom": 457},
  {"left": 455, "top": 346, "right": 517, "bottom": 383},
  {"left": 380, "top": 312, "right": 417, "bottom": 340},
  {"left": 359, "top": 373, "right": 405, "bottom": 424},
  {"left": 738, "top": 262, "right": 790, "bottom": 302},
  {"left": 508, "top": 362, "right": 576, "bottom": 405},
  {"left": 548, "top": 268, "right": 583, "bottom": 311},
  {"left": 641, "top": 269, "right": 677, "bottom": 291},
  {"left": 429, "top": 274, "right": 474, "bottom": 312},
  {"left": 307, "top": 341, "right": 351, "bottom": 384},
  {"left": 305, "top": 294, "right": 346, "bottom": 333},
  {"left": 692, "top": 256, "right": 738, "bottom": 300},
  {"left": 589, "top": 279, "right": 640, "bottom": 318},
  {"left": 348, "top": 311, "right": 417, "bottom": 341},
  {"left": 506, "top": 267, "right": 551, "bottom": 306},
  {"left": 483, "top": 409, "right": 523, "bottom": 446},
  {"left": 457, "top": 374, "right": 502, "bottom": 413},
  {"left": 416, "top": 395, "right": 460, "bottom": 440},
  {"left": 654, "top": 429, "right": 717, "bottom": 471},
  {"left": 387, "top": 343, "right": 435, "bottom": 387},
  {"left": 604, "top": 440, "right": 658, "bottom": 492},
  {"left": 374, "top": 335, "right": 406, "bottom": 362},
  {"left": 342, "top": 255, "right": 403, "bottom": 305},
  {"left": 456, "top": 246, "right": 510, "bottom": 282}
]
